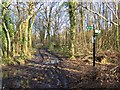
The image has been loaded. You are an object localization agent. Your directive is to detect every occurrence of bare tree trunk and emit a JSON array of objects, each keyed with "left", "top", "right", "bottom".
[{"left": 3, "top": 23, "right": 11, "bottom": 58}]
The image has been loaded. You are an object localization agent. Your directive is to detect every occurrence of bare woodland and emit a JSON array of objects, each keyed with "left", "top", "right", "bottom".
[{"left": 0, "top": 0, "right": 120, "bottom": 89}]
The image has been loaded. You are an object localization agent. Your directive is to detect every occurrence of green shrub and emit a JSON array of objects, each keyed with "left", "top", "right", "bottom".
[{"left": 2, "top": 57, "right": 17, "bottom": 65}]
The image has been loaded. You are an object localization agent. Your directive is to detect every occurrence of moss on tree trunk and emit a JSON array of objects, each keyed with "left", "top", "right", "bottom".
[{"left": 69, "top": 0, "right": 76, "bottom": 60}]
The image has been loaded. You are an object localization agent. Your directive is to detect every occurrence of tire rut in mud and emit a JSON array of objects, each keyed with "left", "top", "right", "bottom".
[
  {"left": 2, "top": 48, "right": 68, "bottom": 89},
  {"left": 37, "top": 48, "right": 68, "bottom": 88}
]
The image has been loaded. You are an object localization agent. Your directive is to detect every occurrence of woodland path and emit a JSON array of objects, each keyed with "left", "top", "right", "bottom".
[
  {"left": 2, "top": 48, "right": 120, "bottom": 89},
  {"left": 2, "top": 48, "right": 69, "bottom": 89}
]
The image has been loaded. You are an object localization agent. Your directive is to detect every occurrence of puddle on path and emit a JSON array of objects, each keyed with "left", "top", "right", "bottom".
[{"left": 2, "top": 49, "right": 69, "bottom": 89}]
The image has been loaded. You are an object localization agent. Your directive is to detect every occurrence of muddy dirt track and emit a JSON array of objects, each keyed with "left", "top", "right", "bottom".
[{"left": 2, "top": 48, "right": 120, "bottom": 89}]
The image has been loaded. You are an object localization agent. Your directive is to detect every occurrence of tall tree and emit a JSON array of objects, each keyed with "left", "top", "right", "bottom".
[
  {"left": 118, "top": 1, "right": 120, "bottom": 50},
  {"left": 27, "top": 2, "right": 36, "bottom": 56},
  {"left": 2, "top": 1, "right": 12, "bottom": 58},
  {"left": 69, "top": 0, "right": 76, "bottom": 60}
]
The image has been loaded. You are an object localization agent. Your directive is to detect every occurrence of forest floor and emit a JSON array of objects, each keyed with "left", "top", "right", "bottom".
[{"left": 2, "top": 48, "right": 120, "bottom": 89}]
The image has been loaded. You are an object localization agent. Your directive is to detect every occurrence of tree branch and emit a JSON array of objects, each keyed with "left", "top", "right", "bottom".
[
  {"left": 77, "top": 4, "right": 118, "bottom": 26},
  {"left": 104, "top": 0, "right": 118, "bottom": 19}
]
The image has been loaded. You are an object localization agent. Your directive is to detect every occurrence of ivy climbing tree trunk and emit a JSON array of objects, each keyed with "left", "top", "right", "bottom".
[
  {"left": 28, "top": 15, "right": 35, "bottom": 56},
  {"left": 118, "top": 1, "right": 120, "bottom": 50},
  {"left": 27, "top": 2, "right": 36, "bottom": 57},
  {"left": 79, "top": 2, "right": 84, "bottom": 32},
  {"left": 69, "top": 0, "right": 76, "bottom": 60},
  {"left": 23, "top": 20, "right": 29, "bottom": 55},
  {"left": 28, "top": 17, "right": 32, "bottom": 52},
  {"left": 116, "top": 2, "right": 119, "bottom": 50}
]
